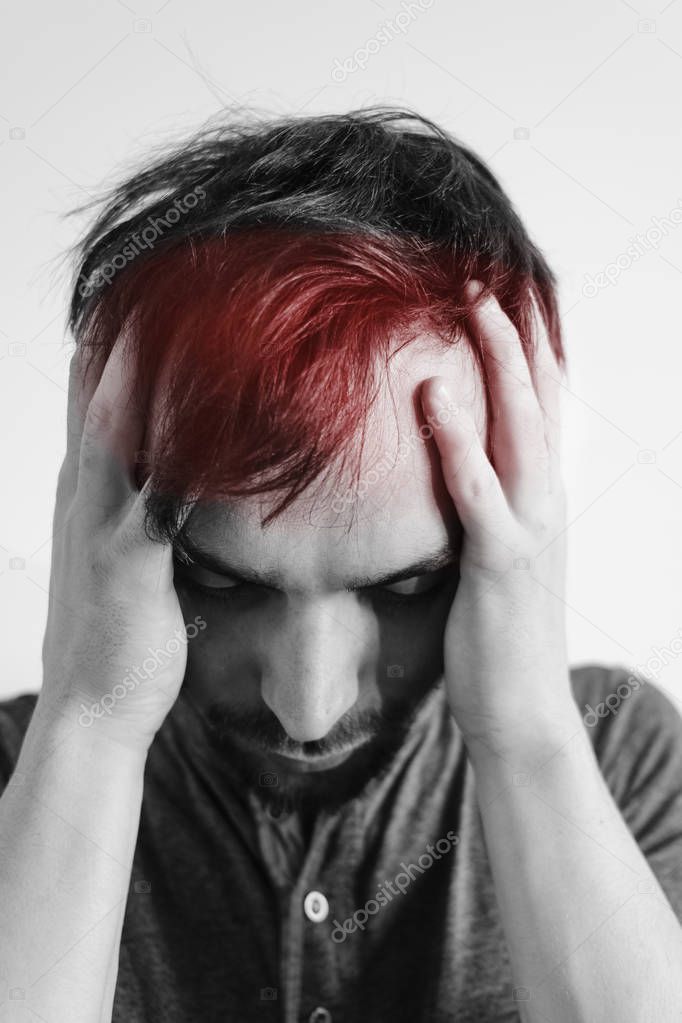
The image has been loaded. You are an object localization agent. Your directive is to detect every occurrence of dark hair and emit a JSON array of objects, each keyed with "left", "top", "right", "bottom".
[{"left": 66, "top": 105, "right": 563, "bottom": 544}]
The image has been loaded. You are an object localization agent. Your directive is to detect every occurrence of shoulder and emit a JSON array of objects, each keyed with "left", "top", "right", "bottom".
[
  {"left": 0, "top": 691, "right": 39, "bottom": 786},
  {"left": 569, "top": 662, "right": 682, "bottom": 829},
  {"left": 569, "top": 661, "right": 682, "bottom": 747},
  {"left": 569, "top": 663, "right": 682, "bottom": 922}
]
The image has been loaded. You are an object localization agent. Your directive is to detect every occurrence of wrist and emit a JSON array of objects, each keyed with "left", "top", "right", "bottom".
[
  {"left": 6, "top": 691, "right": 149, "bottom": 858},
  {"left": 462, "top": 695, "right": 585, "bottom": 779},
  {"left": 29, "top": 689, "right": 152, "bottom": 767}
]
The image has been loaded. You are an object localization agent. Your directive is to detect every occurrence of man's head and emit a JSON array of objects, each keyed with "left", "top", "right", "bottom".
[{"left": 67, "top": 107, "right": 563, "bottom": 808}]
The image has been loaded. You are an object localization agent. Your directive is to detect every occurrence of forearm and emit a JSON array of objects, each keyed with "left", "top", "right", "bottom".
[
  {"left": 467, "top": 701, "right": 682, "bottom": 1023},
  {"left": 0, "top": 693, "right": 147, "bottom": 1022}
]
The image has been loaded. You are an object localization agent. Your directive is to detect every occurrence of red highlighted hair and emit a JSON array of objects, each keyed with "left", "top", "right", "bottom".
[{"left": 69, "top": 108, "right": 564, "bottom": 542}]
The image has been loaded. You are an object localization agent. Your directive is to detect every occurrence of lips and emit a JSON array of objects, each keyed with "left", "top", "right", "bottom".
[
  {"left": 216, "top": 720, "right": 374, "bottom": 772},
  {"left": 267, "top": 746, "right": 357, "bottom": 771}
]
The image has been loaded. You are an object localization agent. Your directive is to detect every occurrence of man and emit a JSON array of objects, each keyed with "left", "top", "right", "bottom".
[{"left": 1, "top": 108, "right": 682, "bottom": 1022}]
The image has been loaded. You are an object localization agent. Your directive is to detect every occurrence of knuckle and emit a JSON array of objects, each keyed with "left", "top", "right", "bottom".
[
  {"left": 77, "top": 433, "right": 114, "bottom": 488},
  {"left": 78, "top": 433, "right": 99, "bottom": 474},
  {"left": 90, "top": 546, "right": 116, "bottom": 586},
  {"left": 110, "top": 523, "right": 140, "bottom": 561},
  {"left": 462, "top": 470, "right": 497, "bottom": 504},
  {"left": 84, "top": 398, "right": 112, "bottom": 435},
  {"left": 524, "top": 504, "right": 556, "bottom": 540}
]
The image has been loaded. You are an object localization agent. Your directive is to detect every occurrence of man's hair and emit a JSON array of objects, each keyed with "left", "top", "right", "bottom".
[{"left": 67, "top": 106, "right": 564, "bottom": 546}]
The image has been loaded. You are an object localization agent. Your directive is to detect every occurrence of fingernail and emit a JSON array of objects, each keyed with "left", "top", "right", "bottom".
[
  {"left": 465, "top": 280, "right": 485, "bottom": 299},
  {"left": 434, "top": 380, "right": 453, "bottom": 408}
]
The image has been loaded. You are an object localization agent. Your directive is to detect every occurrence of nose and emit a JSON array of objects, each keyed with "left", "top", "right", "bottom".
[{"left": 259, "top": 596, "right": 367, "bottom": 742}]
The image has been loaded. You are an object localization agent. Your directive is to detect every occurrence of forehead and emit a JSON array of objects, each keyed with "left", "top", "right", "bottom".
[{"left": 183, "top": 332, "right": 486, "bottom": 576}]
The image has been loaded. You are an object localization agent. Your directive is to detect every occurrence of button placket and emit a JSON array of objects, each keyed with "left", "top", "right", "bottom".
[{"left": 282, "top": 812, "right": 338, "bottom": 1022}]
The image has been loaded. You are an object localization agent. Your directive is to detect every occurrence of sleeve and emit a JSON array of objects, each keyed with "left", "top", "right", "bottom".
[
  {"left": 0, "top": 692, "right": 40, "bottom": 792},
  {"left": 572, "top": 663, "right": 682, "bottom": 922}
]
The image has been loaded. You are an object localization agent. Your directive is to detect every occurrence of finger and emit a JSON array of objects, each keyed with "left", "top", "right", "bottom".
[
  {"left": 113, "top": 477, "right": 173, "bottom": 589},
  {"left": 60, "top": 344, "right": 104, "bottom": 499},
  {"left": 75, "top": 326, "right": 145, "bottom": 519},
  {"left": 114, "top": 477, "right": 197, "bottom": 594},
  {"left": 528, "top": 291, "right": 562, "bottom": 465},
  {"left": 464, "top": 283, "right": 548, "bottom": 512},
  {"left": 421, "top": 377, "right": 512, "bottom": 560}
]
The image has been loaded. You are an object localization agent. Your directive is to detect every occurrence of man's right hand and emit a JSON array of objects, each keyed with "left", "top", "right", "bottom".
[{"left": 41, "top": 329, "right": 193, "bottom": 754}]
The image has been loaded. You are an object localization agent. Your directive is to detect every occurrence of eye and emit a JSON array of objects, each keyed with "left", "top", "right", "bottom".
[
  {"left": 181, "top": 565, "right": 242, "bottom": 589},
  {"left": 369, "top": 567, "right": 454, "bottom": 607},
  {"left": 381, "top": 575, "right": 441, "bottom": 596},
  {"left": 173, "top": 556, "right": 252, "bottom": 603}
]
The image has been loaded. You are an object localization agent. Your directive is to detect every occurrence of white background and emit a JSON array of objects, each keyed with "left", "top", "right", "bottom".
[{"left": 1, "top": 0, "right": 682, "bottom": 713}]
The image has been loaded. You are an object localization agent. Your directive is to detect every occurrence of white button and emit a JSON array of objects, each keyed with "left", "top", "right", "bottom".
[
  {"left": 308, "top": 1008, "right": 332, "bottom": 1023},
  {"left": 303, "top": 890, "right": 329, "bottom": 922}
]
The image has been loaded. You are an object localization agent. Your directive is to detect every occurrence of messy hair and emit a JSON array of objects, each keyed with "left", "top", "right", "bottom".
[{"left": 67, "top": 106, "right": 563, "bottom": 547}]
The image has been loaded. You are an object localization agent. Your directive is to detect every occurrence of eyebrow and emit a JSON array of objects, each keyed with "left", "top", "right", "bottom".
[{"left": 174, "top": 536, "right": 459, "bottom": 590}]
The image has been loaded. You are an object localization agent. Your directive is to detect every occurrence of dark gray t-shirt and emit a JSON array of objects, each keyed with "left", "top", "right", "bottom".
[{"left": 1, "top": 664, "right": 681, "bottom": 1022}]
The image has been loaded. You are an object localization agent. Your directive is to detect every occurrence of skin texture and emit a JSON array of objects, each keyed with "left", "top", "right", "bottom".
[
  {"left": 165, "top": 280, "right": 575, "bottom": 823},
  {"left": 34, "top": 282, "right": 682, "bottom": 1021},
  {"left": 423, "top": 283, "right": 573, "bottom": 769},
  {"left": 167, "top": 327, "right": 487, "bottom": 812}
]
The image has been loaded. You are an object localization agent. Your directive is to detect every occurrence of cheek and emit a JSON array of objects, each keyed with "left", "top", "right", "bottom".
[
  {"left": 176, "top": 579, "right": 457, "bottom": 704},
  {"left": 373, "top": 587, "right": 456, "bottom": 693},
  {"left": 175, "top": 584, "right": 260, "bottom": 699}
]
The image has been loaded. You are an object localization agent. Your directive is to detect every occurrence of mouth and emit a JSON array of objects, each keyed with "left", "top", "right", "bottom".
[
  {"left": 265, "top": 745, "right": 362, "bottom": 773},
  {"left": 223, "top": 727, "right": 373, "bottom": 774}
]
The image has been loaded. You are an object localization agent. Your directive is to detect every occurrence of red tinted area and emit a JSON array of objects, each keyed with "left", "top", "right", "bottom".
[{"left": 77, "top": 228, "right": 563, "bottom": 522}]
